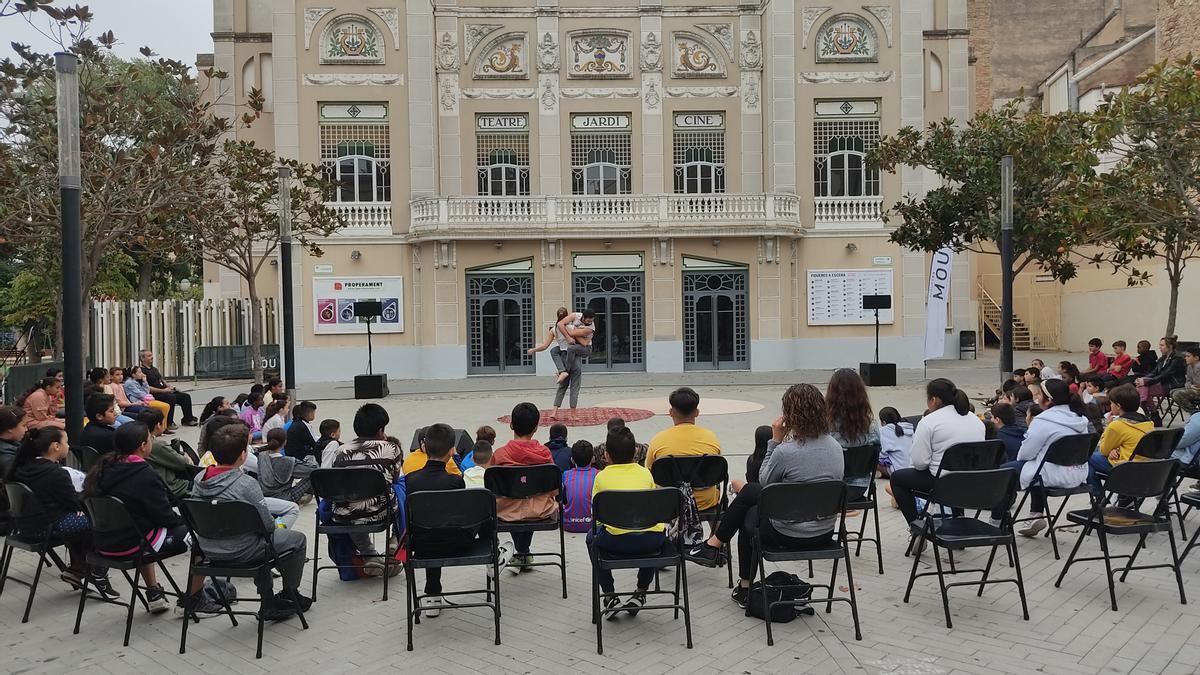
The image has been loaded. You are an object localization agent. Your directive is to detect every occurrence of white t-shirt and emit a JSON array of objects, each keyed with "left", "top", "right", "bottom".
[
  {"left": 908, "top": 405, "right": 986, "bottom": 474},
  {"left": 554, "top": 312, "right": 592, "bottom": 349}
]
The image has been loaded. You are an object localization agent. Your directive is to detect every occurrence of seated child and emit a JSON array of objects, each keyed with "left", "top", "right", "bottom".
[
  {"left": 405, "top": 423, "right": 492, "bottom": 617},
  {"left": 330, "top": 404, "right": 403, "bottom": 577},
  {"left": 137, "top": 408, "right": 195, "bottom": 503},
  {"left": 285, "top": 401, "right": 322, "bottom": 464},
  {"left": 990, "top": 402, "right": 1026, "bottom": 463},
  {"left": 191, "top": 421, "right": 310, "bottom": 621},
  {"left": 877, "top": 407, "right": 914, "bottom": 476},
  {"left": 256, "top": 428, "right": 316, "bottom": 505},
  {"left": 588, "top": 427, "right": 666, "bottom": 619},
  {"left": 546, "top": 423, "right": 571, "bottom": 473},
  {"left": 562, "top": 440, "right": 598, "bottom": 533},
  {"left": 459, "top": 425, "right": 497, "bottom": 470},
  {"left": 1087, "top": 384, "right": 1153, "bottom": 496},
  {"left": 317, "top": 418, "right": 342, "bottom": 469},
  {"left": 463, "top": 440, "right": 492, "bottom": 489}
]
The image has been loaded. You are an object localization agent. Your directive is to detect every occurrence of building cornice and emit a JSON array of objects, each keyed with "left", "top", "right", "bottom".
[{"left": 211, "top": 31, "right": 273, "bottom": 43}]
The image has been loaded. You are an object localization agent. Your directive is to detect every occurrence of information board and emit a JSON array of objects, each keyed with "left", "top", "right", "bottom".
[
  {"left": 807, "top": 268, "right": 895, "bottom": 326},
  {"left": 313, "top": 276, "right": 404, "bottom": 334}
]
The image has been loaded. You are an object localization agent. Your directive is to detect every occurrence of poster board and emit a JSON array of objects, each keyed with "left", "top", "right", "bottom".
[
  {"left": 313, "top": 276, "right": 404, "bottom": 334},
  {"left": 807, "top": 268, "right": 895, "bottom": 326}
]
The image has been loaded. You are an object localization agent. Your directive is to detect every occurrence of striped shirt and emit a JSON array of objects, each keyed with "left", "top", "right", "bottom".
[{"left": 561, "top": 466, "right": 598, "bottom": 533}]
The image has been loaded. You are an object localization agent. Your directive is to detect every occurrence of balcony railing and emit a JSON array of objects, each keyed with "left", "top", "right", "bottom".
[
  {"left": 325, "top": 202, "right": 392, "bottom": 234},
  {"left": 813, "top": 195, "right": 884, "bottom": 225},
  {"left": 409, "top": 193, "right": 802, "bottom": 236}
]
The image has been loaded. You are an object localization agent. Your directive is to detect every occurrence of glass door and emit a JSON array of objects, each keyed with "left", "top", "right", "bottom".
[
  {"left": 468, "top": 275, "right": 535, "bottom": 374},
  {"left": 572, "top": 273, "right": 644, "bottom": 372},
  {"left": 684, "top": 270, "right": 748, "bottom": 370}
]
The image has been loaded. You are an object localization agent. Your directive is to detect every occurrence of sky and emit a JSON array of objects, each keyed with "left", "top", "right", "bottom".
[{"left": 4, "top": 0, "right": 214, "bottom": 67}]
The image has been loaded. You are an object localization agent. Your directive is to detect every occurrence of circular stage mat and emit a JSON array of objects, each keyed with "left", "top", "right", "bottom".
[
  {"left": 595, "top": 397, "right": 765, "bottom": 416},
  {"left": 498, "top": 406, "right": 657, "bottom": 428}
]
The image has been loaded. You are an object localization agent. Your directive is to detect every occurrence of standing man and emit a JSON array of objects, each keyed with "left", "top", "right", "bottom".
[
  {"left": 139, "top": 349, "right": 197, "bottom": 429},
  {"left": 550, "top": 309, "right": 595, "bottom": 420}
]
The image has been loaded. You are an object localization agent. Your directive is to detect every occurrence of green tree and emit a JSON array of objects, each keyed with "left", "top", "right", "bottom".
[
  {"left": 871, "top": 100, "right": 1106, "bottom": 281},
  {"left": 1069, "top": 57, "right": 1200, "bottom": 336},
  {"left": 193, "top": 141, "right": 346, "bottom": 382}
]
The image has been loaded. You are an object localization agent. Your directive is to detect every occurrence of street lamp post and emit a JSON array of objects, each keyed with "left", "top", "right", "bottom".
[
  {"left": 56, "top": 53, "right": 83, "bottom": 444},
  {"left": 1000, "top": 155, "right": 1015, "bottom": 381},
  {"left": 277, "top": 166, "right": 297, "bottom": 403}
]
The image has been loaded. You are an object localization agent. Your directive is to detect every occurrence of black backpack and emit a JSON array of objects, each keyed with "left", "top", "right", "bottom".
[{"left": 747, "top": 571, "right": 815, "bottom": 623}]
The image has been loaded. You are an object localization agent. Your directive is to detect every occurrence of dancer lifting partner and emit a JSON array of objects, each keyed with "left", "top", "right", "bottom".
[{"left": 529, "top": 308, "right": 596, "bottom": 419}]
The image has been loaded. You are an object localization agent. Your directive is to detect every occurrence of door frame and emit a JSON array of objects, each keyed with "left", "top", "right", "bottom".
[
  {"left": 682, "top": 266, "right": 749, "bottom": 371},
  {"left": 571, "top": 271, "right": 645, "bottom": 373},
  {"left": 466, "top": 272, "right": 536, "bottom": 375}
]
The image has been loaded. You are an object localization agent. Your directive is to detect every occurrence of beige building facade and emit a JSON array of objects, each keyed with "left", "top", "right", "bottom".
[{"left": 204, "top": 0, "right": 976, "bottom": 382}]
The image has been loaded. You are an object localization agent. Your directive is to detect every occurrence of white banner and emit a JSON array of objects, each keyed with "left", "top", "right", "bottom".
[{"left": 924, "top": 247, "right": 954, "bottom": 360}]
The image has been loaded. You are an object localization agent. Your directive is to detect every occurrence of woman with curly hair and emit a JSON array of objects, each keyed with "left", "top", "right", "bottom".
[{"left": 685, "top": 383, "right": 844, "bottom": 608}]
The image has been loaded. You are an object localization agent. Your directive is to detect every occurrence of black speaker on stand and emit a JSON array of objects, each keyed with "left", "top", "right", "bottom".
[
  {"left": 859, "top": 294, "right": 897, "bottom": 387},
  {"left": 353, "top": 300, "right": 389, "bottom": 399}
]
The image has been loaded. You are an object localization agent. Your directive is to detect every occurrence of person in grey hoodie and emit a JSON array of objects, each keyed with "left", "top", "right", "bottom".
[
  {"left": 191, "top": 422, "right": 310, "bottom": 620},
  {"left": 990, "top": 379, "right": 1090, "bottom": 536},
  {"left": 685, "top": 384, "right": 844, "bottom": 609}
]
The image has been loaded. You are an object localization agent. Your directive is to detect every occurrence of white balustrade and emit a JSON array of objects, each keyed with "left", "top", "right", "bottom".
[
  {"left": 326, "top": 202, "right": 393, "bottom": 232},
  {"left": 812, "top": 196, "right": 884, "bottom": 225}
]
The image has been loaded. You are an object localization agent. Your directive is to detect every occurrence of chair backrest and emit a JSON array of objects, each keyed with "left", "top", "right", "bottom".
[
  {"left": 758, "top": 481, "right": 845, "bottom": 524},
  {"left": 4, "top": 481, "right": 50, "bottom": 533},
  {"left": 939, "top": 440, "right": 1006, "bottom": 473},
  {"left": 83, "top": 496, "right": 142, "bottom": 541},
  {"left": 180, "top": 499, "right": 270, "bottom": 541},
  {"left": 73, "top": 445, "right": 102, "bottom": 472},
  {"left": 593, "top": 487, "right": 681, "bottom": 532},
  {"left": 1132, "top": 428, "right": 1185, "bottom": 461},
  {"left": 1043, "top": 433, "right": 1099, "bottom": 467},
  {"left": 902, "top": 415, "right": 924, "bottom": 429},
  {"left": 407, "top": 488, "right": 496, "bottom": 533},
  {"left": 1105, "top": 458, "right": 1179, "bottom": 500},
  {"left": 484, "top": 464, "right": 562, "bottom": 498},
  {"left": 173, "top": 439, "right": 200, "bottom": 465},
  {"left": 310, "top": 467, "right": 391, "bottom": 502},
  {"left": 931, "top": 468, "right": 1018, "bottom": 511},
  {"left": 842, "top": 443, "right": 882, "bottom": 483},
  {"left": 648, "top": 455, "right": 728, "bottom": 491}
]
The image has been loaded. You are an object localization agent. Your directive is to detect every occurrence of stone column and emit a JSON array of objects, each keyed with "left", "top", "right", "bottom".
[
  {"left": 899, "top": 0, "right": 928, "bottom": 347},
  {"left": 765, "top": 1, "right": 796, "bottom": 195}
]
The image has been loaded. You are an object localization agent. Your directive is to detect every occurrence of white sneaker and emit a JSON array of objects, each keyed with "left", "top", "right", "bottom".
[
  {"left": 490, "top": 542, "right": 515, "bottom": 579},
  {"left": 1018, "top": 518, "right": 1048, "bottom": 538},
  {"left": 420, "top": 596, "right": 443, "bottom": 618}
]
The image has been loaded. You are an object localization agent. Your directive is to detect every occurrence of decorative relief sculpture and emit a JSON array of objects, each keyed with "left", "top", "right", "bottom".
[
  {"left": 816, "top": 14, "right": 878, "bottom": 63},
  {"left": 640, "top": 32, "right": 662, "bottom": 72},
  {"left": 672, "top": 33, "right": 726, "bottom": 78},
  {"left": 740, "top": 30, "right": 763, "bottom": 70},
  {"left": 568, "top": 31, "right": 630, "bottom": 78},
  {"left": 696, "top": 23, "right": 733, "bottom": 55},
  {"left": 536, "top": 32, "right": 560, "bottom": 73},
  {"left": 801, "top": 6, "right": 832, "bottom": 49},
  {"left": 435, "top": 31, "right": 458, "bottom": 72},
  {"left": 474, "top": 33, "right": 528, "bottom": 79},
  {"left": 321, "top": 15, "right": 384, "bottom": 64},
  {"left": 303, "top": 7, "right": 333, "bottom": 50},
  {"left": 863, "top": 5, "right": 894, "bottom": 46},
  {"left": 464, "top": 24, "right": 502, "bottom": 57}
]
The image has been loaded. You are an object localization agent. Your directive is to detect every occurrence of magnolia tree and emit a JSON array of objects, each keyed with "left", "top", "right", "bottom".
[
  {"left": 870, "top": 100, "right": 1108, "bottom": 281},
  {"left": 1066, "top": 58, "right": 1200, "bottom": 336},
  {"left": 193, "top": 140, "right": 346, "bottom": 382}
]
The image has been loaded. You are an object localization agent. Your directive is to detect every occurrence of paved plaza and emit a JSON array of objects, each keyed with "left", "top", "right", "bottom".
[{"left": 4, "top": 354, "right": 1199, "bottom": 674}]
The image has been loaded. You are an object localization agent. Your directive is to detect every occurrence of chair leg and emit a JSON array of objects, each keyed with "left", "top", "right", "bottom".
[
  {"left": 673, "top": 563, "right": 681, "bottom": 620},
  {"left": 854, "top": 508, "right": 867, "bottom": 556},
  {"left": 255, "top": 610, "right": 265, "bottom": 660},
  {"left": 123, "top": 566, "right": 142, "bottom": 646},
  {"left": 210, "top": 574, "right": 239, "bottom": 627},
  {"left": 157, "top": 559, "right": 184, "bottom": 596},
  {"left": 492, "top": 560, "right": 502, "bottom": 646},
  {"left": 20, "top": 550, "right": 47, "bottom": 624},
  {"left": 872, "top": 503, "right": 884, "bottom": 574},
  {"left": 680, "top": 558, "right": 693, "bottom": 649},
  {"left": 931, "top": 541, "right": 953, "bottom": 629},
  {"left": 1182, "top": 520, "right": 1200, "bottom": 562},
  {"left": 807, "top": 560, "right": 813, "bottom": 579},
  {"left": 759, "top": 554, "right": 774, "bottom": 647},
  {"left": 73, "top": 567, "right": 90, "bottom": 635},
  {"left": 1096, "top": 527, "right": 1118, "bottom": 611},
  {"left": 0, "top": 542, "right": 12, "bottom": 597},
  {"left": 382, "top": 549, "right": 390, "bottom": 603},
  {"left": 1055, "top": 524, "right": 1090, "bottom": 587},
  {"left": 1009, "top": 538, "right": 1031, "bottom": 620},
  {"left": 843, "top": 550, "right": 862, "bottom": 641},
  {"left": 594, "top": 563, "right": 603, "bottom": 655},
  {"left": 405, "top": 564, "right": 415, "bottom": 652},
  {"left": 826, "top": 557, "right": 839, "bottom": 614},
  {"left": 1119, "top": 534, "right": 1148, "bottom": 583},
  {"left": 725, "top": 540, "right": 734, "bottom": 589},
  {"left": 1167, "top": 527, "right": 1188, "bottom": 605},
  {"left": 559, "top": 523, "right": 568, "bottom": 600},
  {"left": 903, "top": 532, "right": 923, "bottom": 603},
  {"left": 977, "top": 545, "right": 998, "bottom": 597},
  {"left": 310, "top": 528, "right": 320, "bottom": 601}
]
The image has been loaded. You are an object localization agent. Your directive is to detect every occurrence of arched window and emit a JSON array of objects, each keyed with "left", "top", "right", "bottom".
[
  {"left": 319, "top": 130, "right": 392, "bottom": 203},
  {"left": 583, "top": 149, "right": 621, "bottom": 195},
  {"left": 477, "top": 148, "right": 530, "bottom": 196},
  {"left": 673, "top": 142, "right": 726, "bottom": 194},
  {"left": 571, "top": 127, "right": 632, "bottom": 196},
  {"left": 813, "top": 116, "right": 881, "bottom": 198},
  {"left": 928, "top": 51, "right": 943, "bottom": 93}
]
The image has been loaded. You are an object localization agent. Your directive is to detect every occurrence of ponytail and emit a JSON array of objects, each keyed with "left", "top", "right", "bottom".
[
  {"left": 83, "top": 422, "right": 150, "bottom": 498},
  {"left": 951, "top": 389, "right": 971, "bottom": 415},
  {"left": 927, "top": 378, "right": 970, "bottom": 415},
  {"left": 14, "top": 377, "right": 56, "bottom": 408},
  {"left": 261, "top": 427, "right": 286, "bottom": 454},
  {"left": 7, "top": 427, "right": 65, "bottom": 479},
  {"left": 878, "top": 407, "right": 905, "bottom": 437}
]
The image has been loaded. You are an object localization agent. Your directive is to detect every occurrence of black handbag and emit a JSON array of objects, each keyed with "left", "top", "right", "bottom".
[{"left": 747, "top": 570, "right": 814, "bottom": 622}]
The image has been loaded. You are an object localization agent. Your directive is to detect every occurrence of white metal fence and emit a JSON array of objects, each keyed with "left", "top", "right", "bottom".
[{"left": 90, "top": 298, "right": 278, "bottom": 378}]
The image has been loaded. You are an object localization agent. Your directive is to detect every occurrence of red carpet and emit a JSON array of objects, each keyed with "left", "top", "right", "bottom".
[{"left": 497, "top": 406, "right": 656, "bottom": 428}]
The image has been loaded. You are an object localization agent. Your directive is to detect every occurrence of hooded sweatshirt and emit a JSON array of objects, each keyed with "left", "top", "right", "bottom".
[
  {"left": 492, "top": 438, "right": 558, "bottom": 521},
  {"left": 545, "top": 437, "right": 572, "bottom": 473},
  {"left": 1014, "top": 404, "right": 1090, "bottom": 489},
  {"left": 90, "top": 456, "right": 184, "bottom": 554},
  {"left": 191, "top": 465, "right": 275, "bottom": 560},
  {"left": 13, "top": 458, "right": 81, "bottom": 523},
  {"left": 996, "top": 424, "right": 1027, "bottom": 463},
  {"left": 1099, "top": 412, "right": 1154, "bottom": 465}
]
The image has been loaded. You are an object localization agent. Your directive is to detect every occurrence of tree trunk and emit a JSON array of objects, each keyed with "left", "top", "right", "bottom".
[
  {"left": 247, "top": 275, "right": 264, "bottom": 384},
  {"left": 137, "top": 258, "right": 154, "bottom": 299},
  {"left": 1165, "top": 262, "right": 1182, "bottom": 338}
]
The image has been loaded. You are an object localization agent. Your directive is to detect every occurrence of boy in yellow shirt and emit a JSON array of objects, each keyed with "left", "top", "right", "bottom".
[
  {"left": 645, "top": 387, "right": 722, "bottom": 511},
  {"left": 1088, "top": 384, "right": 1154, "bottom": 496},
  {"left": 589, "top": 427, "right": 667, "bottom": 620}
]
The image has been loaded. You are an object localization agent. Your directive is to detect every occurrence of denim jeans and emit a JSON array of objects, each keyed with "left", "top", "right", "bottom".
[{"left": 1087, "top": 452, "right": 1115, "bottom": 497}]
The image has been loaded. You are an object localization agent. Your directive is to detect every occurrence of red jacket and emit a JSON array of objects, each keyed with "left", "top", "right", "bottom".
[
  {"left": 1108, "top": 352, "right": 1133, "bottom": 377},
  {"left": 492, "top": 439, "right": 557, "bottom": 522}
]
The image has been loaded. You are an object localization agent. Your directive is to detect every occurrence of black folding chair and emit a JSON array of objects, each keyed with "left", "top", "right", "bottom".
[
  {"left": 178, "top": 499, "right": 310, "bottom": 658},
  {"left": 902, "top": 415, "right": 924, "bottom": 429},
  {"left": 1170, "top": 451, "right": 1200, "bottom": 539},
  {"left": 172, "top": 439, "right": 201, "bottom": 465},
  {"left": 903, "top": 468, "right": 1029, "bottom": 629},
  {"left": 1010, "top": 433, "right": 1097, "bottom": 559},
  {"left": 1, "top": 482, "right": 70, "bottom": 622},
  {"left": 484, "top": 464, "right": 567, "bottom": 599},
  {"left": 1179, "top": 490, "right": 1200, "bottom": 561},
  {"left": 404, "top": 488, "right": 500, "bottom": 652},
  {"left": 906, "top": 440, "right": 1007, "bottom": 557},
  {"left": 1054, "top": 458, "right": 1185, "bottom": 611},
  {"left": 591, "top": 487, "right": 692, "bottom": 655},
  {"left": 842, "top": 443, "right": 883, "bottom": 574},
  {"left": 309, "top": 468, "right": 397, "bottom": 602},
  {"left": 649, "top": 454, "right": 732, "bottom": 587},
  {"left": 750, "top": 481, "right": 861, "bottom": 645},
  {"left": 71, "top": 445, "right": 102, "bottom": 472},
  {"left": 74, "top": 496, "right": 188, "bottom": 646}
]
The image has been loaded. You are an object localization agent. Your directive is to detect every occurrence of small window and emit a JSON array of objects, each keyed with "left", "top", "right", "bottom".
[{"left": 571, "top": 131, "right": 632, "bottom": 195}]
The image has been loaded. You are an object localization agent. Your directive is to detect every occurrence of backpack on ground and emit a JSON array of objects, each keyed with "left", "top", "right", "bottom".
[{"left": 746, "top": 570, "right": 814, "bottom": 623}]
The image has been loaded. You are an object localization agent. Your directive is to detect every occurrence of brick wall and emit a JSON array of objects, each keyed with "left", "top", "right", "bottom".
[
  {"left": 968, "top": 0, "right": 993, "bottom": 111},
  {"left": 1158, "top": 0, "right": 1200, "bottom": 62}
]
